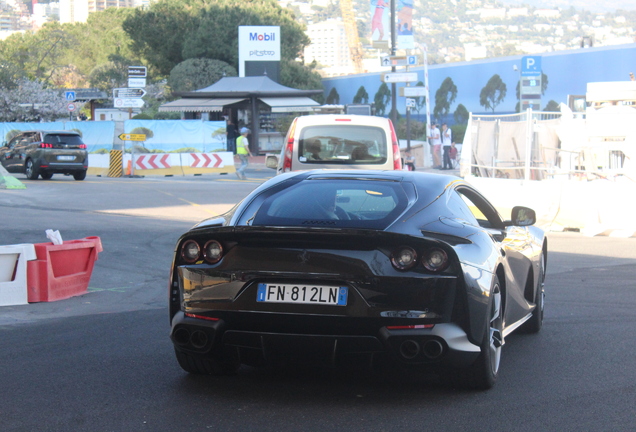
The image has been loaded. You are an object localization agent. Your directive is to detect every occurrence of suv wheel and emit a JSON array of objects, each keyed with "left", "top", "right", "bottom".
[
  {"left": 40, "top": 172, "right": 53, "bottom": 180},
  {"left": 73, "top": 170, "right": 87, "bottom": 181},
  {"left": 25, "top": 159, "right": 39, "bottom": 180}
]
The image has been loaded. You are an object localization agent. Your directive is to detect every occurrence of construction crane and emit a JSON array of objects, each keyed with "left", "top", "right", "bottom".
[{"left": 340, "top": 0, "right": 365, "bottom": 74}]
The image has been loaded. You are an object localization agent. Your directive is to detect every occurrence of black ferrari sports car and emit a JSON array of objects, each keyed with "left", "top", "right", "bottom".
[{"left": 169, "top": 170, "right": 547, "bottom": 389}]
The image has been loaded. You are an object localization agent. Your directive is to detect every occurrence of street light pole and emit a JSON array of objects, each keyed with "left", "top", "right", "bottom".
[{"left": 390, "top": 0, "right": 397, "bottom": 125}]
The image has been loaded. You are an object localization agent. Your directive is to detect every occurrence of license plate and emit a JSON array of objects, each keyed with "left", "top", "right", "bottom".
[
  {"left": 57, "top": 155, "right": 74, "bottom": 161},
  {"left": 257, "top": 283, "right": 348, "bottom": 306}
]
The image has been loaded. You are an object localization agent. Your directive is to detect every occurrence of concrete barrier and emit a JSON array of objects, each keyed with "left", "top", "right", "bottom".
[{"left": 88, "top": 152, "right": 237, "bottom": 177}]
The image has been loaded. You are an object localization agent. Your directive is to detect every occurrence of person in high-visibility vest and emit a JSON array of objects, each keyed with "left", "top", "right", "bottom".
[{"left": 236, "top": 127, "right": 252, "bottom": 180}]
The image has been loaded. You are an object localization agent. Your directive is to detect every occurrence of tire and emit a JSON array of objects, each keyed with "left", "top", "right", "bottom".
[
  {"left": 174, "top": 347, "right": 239, "bottom": 375},
  {"left": 73, "top": 170, "right": 87, "bottom": 181},
  {"left": 521, "top": 252, "right": 545, "bottom": 334},
  {"left": 25, "top": 159, "right": 39, "bottom": 180},
  {"left": 451, "top": 276, "right": 503, "bottom": 390},
  {"left": 40, "top": 172, "right": 53, "bottom": 180}
]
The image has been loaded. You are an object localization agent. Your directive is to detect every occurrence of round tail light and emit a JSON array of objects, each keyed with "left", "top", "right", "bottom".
[
  {"left": 391, "top": 247, "right": 418, "bottom": 270},
  {"left": 181, "top": 240, "right": 200, "bottom": 263},
  {"left": 422, "top": 248, "right": 449, "bottom": 272},
  {"left": 203, "top": 240, "right": 223, "bottom": 264}
]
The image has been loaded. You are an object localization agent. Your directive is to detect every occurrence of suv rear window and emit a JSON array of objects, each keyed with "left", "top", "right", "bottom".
[
  {"left": 298, "top": 125, "right": 388, "bottom": 165},
  {"left": 43, "top": 134, "right": 84, "bottom": 146},
  {"left": 252, "top": 179, "right": 408, "bottom": 229}
]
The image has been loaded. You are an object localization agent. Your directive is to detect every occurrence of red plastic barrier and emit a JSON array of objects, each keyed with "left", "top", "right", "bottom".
[{"left": 26, "top": 236, "right": 103, "bottom": 302}]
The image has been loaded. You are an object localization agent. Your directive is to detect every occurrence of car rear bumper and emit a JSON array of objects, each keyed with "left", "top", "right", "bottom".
[
  {"left": 170, "top": 311, "right": 480, "bottom": 368},
  {"left": 39, "top": 162, "right": 87, "bottom": 173}
]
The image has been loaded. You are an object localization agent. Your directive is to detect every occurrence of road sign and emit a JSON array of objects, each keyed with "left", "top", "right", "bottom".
[
  {"left": 114, "top": 98, "right": 145, "bottom": 108},
  {"left": 381, "top": 72, "right": 418, "bottom": 83},
  {"left": 400, "top": 86, "right": 427, "bottom": 97},
  {"left": 128, "top": 66, "right": 147, "bottom": 77},
  {"left": 113, "top": 88, "right": 146, "bottom": 99},
  {"left": 407, "top": 55, "right": 418, "bottom": 65},
  {"left": 381, "top": 56, "right": 410, "bottom": 67},
  {"left": 405, "top": 98, "right": 416, "bottom": 108},
  {"left": 128, "top": 77, "right": 147, "bottom": 88},
  {"left": 67, "top": 102, "right": 76, "bottom": 112},
  {"left": 118, "top": 133, "right": 147, "bottom": 141},
  {"left": 521, "top": 56, "right": 541, "bottom": 76},
  {"left": 65, "top": 91, "right": 76, "bottom": 101}
]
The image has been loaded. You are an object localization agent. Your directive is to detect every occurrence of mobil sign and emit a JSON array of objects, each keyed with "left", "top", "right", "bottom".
[{"left": 238, "top": 25, "right": 281, "bottom": 76}]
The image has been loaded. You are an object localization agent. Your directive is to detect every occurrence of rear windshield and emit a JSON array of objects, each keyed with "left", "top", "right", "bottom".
[
  {"left": 298, "top": 125, "right": 388, "bottom": 165},
  {"left": 252, "top": 179, "right": 408, "bottom": 229},
  {"left": 43, "top": 134, "right": 84, "bottom": 146}
]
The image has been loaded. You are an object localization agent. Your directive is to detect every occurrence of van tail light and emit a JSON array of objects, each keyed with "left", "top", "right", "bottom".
[
  {"left": 79, "top": 144, "right": 87, "bottom": 149},
  {"left": 40, "top": 143, "right": 54, "bottom": 148},
  {"left": 282, "top": 118, "right": 298, "bottom": 172},
  {"left": 388, "top": 120, "right": 402, "bottom": 170}
]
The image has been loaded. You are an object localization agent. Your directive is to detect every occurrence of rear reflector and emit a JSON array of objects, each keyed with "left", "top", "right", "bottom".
[
  {"left": 335, "top": 119, "right": 352, "bottom": 122},
  {"left": 185, "top": 313, "right": 220, "bottom": 322},
  {"left": 386, "top": 324, "right": 435, "bottom": 330}
]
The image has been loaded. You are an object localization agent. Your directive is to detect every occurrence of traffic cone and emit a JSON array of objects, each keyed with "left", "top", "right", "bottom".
[{"left": 125, "top": 160, "right": 132, "bottom": 175}]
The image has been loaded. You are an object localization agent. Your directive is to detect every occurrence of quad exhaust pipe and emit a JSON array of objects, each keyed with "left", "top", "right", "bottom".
[
  {"left": 399, "top": 339, "right": 444, "bottom": 360},
  {"left": 173, "top": 327, "right": 210, "bottom": 350}
]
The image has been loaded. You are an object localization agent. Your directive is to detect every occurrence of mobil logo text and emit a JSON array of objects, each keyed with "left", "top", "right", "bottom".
[{"left": 249, "top": 32, "right": 276, "bottom": 42}]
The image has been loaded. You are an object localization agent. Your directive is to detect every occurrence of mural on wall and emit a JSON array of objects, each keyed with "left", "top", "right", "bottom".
[
  {"left": 0, "top": 120, "right": 227, "bottom": 154},
  {"left": 322, "top": 44, "right": 636, "bottom": 124}
]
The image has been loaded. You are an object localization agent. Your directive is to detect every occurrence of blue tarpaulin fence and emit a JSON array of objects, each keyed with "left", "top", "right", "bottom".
[{"left": 0, "top": 120, "right": 227, "bottom": 154}]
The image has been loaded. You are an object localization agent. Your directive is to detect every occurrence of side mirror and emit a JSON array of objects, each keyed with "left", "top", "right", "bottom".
[
  {"left": 508, "top": 206, "right": 536, "bottom": 226},
  {"left": 265, "top": 154, "right": 279, "bottom": 170}
]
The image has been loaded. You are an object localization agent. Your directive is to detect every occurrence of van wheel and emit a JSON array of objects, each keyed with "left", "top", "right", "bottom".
[{"left": 25, "top": 159, "right": 39, "bottom": 180}]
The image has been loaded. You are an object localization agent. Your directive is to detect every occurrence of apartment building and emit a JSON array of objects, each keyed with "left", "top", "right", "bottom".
[
  {"left": 59, "top": 0, "right": 134, "bottom": 23},
  {"left": 303, "top": 19, "right": 354, "bottom": 77}
]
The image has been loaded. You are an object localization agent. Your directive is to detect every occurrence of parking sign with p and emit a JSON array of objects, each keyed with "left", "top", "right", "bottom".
[{"left": 521, "top": 56, "right": 541, "bottom": 76}]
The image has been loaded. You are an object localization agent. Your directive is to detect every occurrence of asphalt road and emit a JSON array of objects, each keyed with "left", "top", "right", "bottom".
[{"left": 1, "top": 171, "right": 635, "bottom": 431}]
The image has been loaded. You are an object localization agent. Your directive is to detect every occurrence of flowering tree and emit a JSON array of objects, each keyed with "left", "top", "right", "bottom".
[{"left": 0, "top": 79, "right": 69, "bottom": 122}]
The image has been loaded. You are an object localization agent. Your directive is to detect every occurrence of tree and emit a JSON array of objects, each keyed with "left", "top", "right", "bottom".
[
  {"left": 168, "top": 58, "right": 237, "bottom": 93},
  {"left": 326, "top": 87, "right": 339, "bottom": 104},
  {"left": 353, "top": 86, "right": 369, "bottom": 104},
  {"left": 88, "top": 54, "right": 133, "bottom": 92},
  {"left": 0, "top": 22, "right": 75, "bottom": 85},
  {"left": 373, "top": 83, "right": 391, "bottom": 116},
  {"left": 543, "top": 100, "right": 560, "bottom": 112},
  {"left": 64, "top": 9, "right": 138, "bottom": 79},
  {"left": 279, "top": 59, "right": 324, "bottom": 103},
  {"left": 454, "top": 104, "right": 469, "bottom": 124},
  {"left": 123, "top": 0, "right": 310, "bottom": 77},
  {"left": 0, "top": 79, "right": 68, "bottom": 122},
  {"left": 479, "top": 74, "right": 507, "bottom": 113},
  {"left": 433, "top": 77, "right": 457, "bottom": 120}
]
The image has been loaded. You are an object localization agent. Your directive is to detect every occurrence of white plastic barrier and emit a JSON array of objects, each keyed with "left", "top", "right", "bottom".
[{"left": 0, "top": 243, "right": 36, "bottom": 306}]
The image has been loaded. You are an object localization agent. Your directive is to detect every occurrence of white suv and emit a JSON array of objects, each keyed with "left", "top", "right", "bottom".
[{"left": 266, "top": 115, "right": 402, "bottom": 174}]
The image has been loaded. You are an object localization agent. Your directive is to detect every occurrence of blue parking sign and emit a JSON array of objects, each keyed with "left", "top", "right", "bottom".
[
  {"left": 65, "top": 91, "right": 76, "bottom": 101},
  {"left": 521, "top": 56, "right": 541, "bottom": 76}
]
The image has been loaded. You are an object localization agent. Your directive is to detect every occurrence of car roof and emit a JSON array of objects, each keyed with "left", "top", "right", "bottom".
[
  {"left": 19, "top": 130, "right": 79, "bottom": 134},
  {"left": 300, "top": 169, "right": 459, "bottom": 185},
  {"left": 294, "top": 114, "right": 391, "bottom": 127}
]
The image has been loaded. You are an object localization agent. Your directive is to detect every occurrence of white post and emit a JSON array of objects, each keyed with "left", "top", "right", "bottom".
[{"left": 525, "top": 108, "right": 533, "bottom": 181}]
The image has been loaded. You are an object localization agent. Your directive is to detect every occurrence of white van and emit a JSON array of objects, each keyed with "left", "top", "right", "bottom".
[{"left": 266, "top": 115, "right": 403, "bottom": 174}]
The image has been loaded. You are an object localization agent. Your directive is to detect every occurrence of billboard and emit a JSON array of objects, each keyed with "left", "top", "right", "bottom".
[
  {"left": 238, "top": 26, "right": 281, "bottom": 78},
  {"left": 370, "top": 0, "right": 390, "bottom": 48}
]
